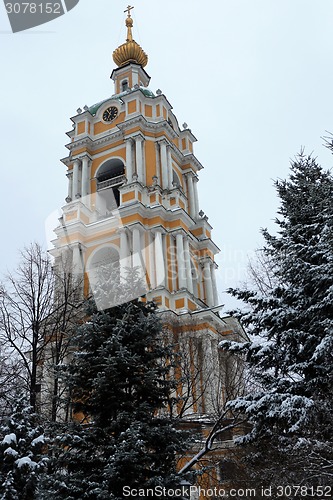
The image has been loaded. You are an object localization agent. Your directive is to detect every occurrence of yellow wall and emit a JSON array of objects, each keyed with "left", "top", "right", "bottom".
[
  {"left": 94, "top": 112, "right": 125, "bottom": 135},
  {"left": 122, "top": 191, "right": 135, "bottom": 203},
  {"left": 77, "top": 121, "right": 85, "bottom": 134},
  {"left": 145, "top": 140, "right": 156, "bottom": 182},
  {"left": 144, "top": 104, "right": 152, "bottom": 117},
  {"left": 175, "top": 298, "right": 185, "bottom": 309},
  {"left": 128, "top": 100, "right": 137, "bottom": 113}
]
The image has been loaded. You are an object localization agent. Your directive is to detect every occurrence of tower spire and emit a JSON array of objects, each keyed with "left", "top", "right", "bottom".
[
  {"left": 112, "top": 5, "right": 148, "bottom": 68},
  {"left": 124, "top": 5, "right": 134, "bottom": 42}
]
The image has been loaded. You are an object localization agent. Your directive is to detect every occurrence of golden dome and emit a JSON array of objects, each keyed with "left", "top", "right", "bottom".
[{"left": 112, "top": 7, "right": 148, "bottom": 68}]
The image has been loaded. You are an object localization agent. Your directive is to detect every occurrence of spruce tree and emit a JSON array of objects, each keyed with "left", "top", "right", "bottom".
[
  {"left": 41, "top": 294, "right": 188, "bottom": 499},
  {"left": 222, "top": 152, "right": 333, "bottom": 486},
  {"left": 0, "top": 395, "right": 47, "bottom": 499}
]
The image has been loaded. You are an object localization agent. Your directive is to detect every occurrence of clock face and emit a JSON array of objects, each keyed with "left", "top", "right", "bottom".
[{"left": 103, "top": 106, "right": 118, "bottom": 122}]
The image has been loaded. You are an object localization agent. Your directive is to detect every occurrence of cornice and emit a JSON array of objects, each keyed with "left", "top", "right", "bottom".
[
  {"left": 182, "top": 153, "right": 204, "bottom": 171},
  {"left": 149, "top": 225, "right": 166, "bottom": 236},
  {"left": 64, "top": 136, "right": 93, "bottom": 153},
  {"left": 94, "top": 129, "right": 124, "bottom": 147},
  {"left": 170, "top": 228, "right": 188, "bottom": 238},
  {"left": 110, "top": 63, "right": 151, "bottom": 83},
  {"left": 179, "top": 128, "right": 197, "bottom": 143},
  {"left": 62, "top": 118, "right": 204, "bottom": 173},
  {"left": 190, "top": 216, "right": 213, "bottom": 232},
  {"left": 118, "top": 115, "right": 178, "bottom": 141},
  {"left": 159, "top": 307, "right": 228, "bottom": 332},
  {"left": 189, "top": 309, "right": 228, "bottom": 331},
  {"left": 118, "top": 202, "right": 194, "bottom": 229},
  {"left": 153, "top": 93, "right": 173, "bottom": 111},
  {"left": 64, "top": 128, "right": 124, "bottom": 154},
  {"left": 51, "top": 200, "right": 219, "bottom": 259},
  {"left": 197, "top": 238, "right": 220, "bottom": 255},
  {"left": 61, "top": 156, "right": 71, "bottom": 167},
  {"left": 125, "top": 220, "right": 147, "bottom": 233}
]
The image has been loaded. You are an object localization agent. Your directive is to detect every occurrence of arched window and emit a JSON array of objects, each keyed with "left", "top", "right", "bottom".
[
  {"left": 96, "top": 159, "right": 125, "bottom": 208},
  {"left": 96, "top": 159, "right": 124, "bottom": 183},
  {"left": 89, "top": 246, "right": 120, "bottom": 271},
  {"left": 87, "top": 246, "right": 120, "bottom": 309},
  {"left": 122, "top": 80, "right": 129, "bottom": 92},
  {"left": 167, "top": 118, "right": 174, "bottom": 129},
  {"left": 172, "top": 169, "right": 181, "bottom": 188}
]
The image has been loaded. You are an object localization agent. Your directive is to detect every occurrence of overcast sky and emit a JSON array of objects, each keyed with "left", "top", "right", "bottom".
[{"left": 1, "top": 0, "right": 333, "bottom": 310}]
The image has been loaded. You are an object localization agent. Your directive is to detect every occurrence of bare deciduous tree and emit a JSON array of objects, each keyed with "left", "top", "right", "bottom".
[
  {"left": 0, "top": 243, "right": 54, "bottom": 411},
  {"left": 162, "top": 314, "right": 248, "bottom": 477},
  {"left": 0, "top": 347, "right": 25, "bottom": 417},
  {"left": 41, "top": 265, "right": 84, "bottom": 422},
  {"left": 246, "top": 248, "right": 278, "bottom": 296},
  {"left": 0, "top": 243, "right": 83, "bottom": 419}
]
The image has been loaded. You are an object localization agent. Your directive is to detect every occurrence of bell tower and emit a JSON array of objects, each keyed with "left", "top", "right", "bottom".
[{"left": 51, "top": 7, "right": 243, "bottom": 417}]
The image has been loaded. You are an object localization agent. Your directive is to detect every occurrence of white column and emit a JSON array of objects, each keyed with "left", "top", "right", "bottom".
[
  {"left": 154, "top": 229, "right": 165, "bottom": 287},
  {"left": 203, "top": 259, "right": 214, "bottom": 307},
  {"left": 140, "top": 230, "right": 146, "bottom": 277},
  {"left": 132, "top": 226, "right": 142, "bottom": 271},
  {"left": 183, "top": 237, "right": 193, "bottom": 294},
  {"left": 202, "top": 337, "right": 216, "bottom": 414},
  {"left": 170, "top": 235, "right": 177, "bottom": 292},
  {"left": 199, "top": 267, "right": 205, "bottom": 302},
  {"left": 135, "top": 136, "right": 144, "bottom": 184},
  {"left": 72, "top": 243, "right": 83, "bottom": 276},
  {"left": 191, "top": 262, "right": 199, "bottom": 299},
  {"left": 167, "top": 146, "right": 173, "bottom": 189},
  {"left": 163, "top": 233, "right": 168, "bottom": 290},
  {"left": 148, "top": 232, "right": 156, "bottom": 289},
  {"left": 211, "top": 263, "right": 219, "bottom": 306},
  {"left": 125, "top": 138, "right": 134, "bottom": 181},
  {"left": 155, "top": 143, "right": 161, "bottom": 186},
  {"left": 186, "top": 173, "right": 195, "bottom": 218},
  {"left": 81, "top": 156, "right": 90, "bottom": 198},
  {"left": 72, "top": 159, "right": 81, "bottom": 199},
  {"left": 176, "top": 233, "right": 187, "bottom": 289},
  {"left": 66, "top": 173, "right": 73, "bottom": 202},
  {"left": 160, "top": 141, "right": 169, "bottom": 189},
  {"left": 119, "top": 229, "right": 130, "bottom": 279},
  {"left": 193, "top": 177, "right": 199, "bottom": 219}
]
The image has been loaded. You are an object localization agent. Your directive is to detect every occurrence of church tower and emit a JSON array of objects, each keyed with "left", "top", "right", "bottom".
[{"left": 51, "top": 7, "right": 243, "bottom": 417}]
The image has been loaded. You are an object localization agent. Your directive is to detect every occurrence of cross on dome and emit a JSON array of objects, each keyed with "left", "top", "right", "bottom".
[{"left": 124, "top": 5, "right": 134, "bottom": 17}]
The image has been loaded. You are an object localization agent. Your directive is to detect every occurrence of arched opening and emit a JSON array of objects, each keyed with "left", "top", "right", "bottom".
[
  {"left": 96, "top": 159, "right": 125, "bottom": 183},
  {"left": 172, "top": 170, "right": 181, "bottom": 188},
  {"left": 87, "top": 246, "right": 120, "bottom": 309},
  {"left": 89, "top": 246, "right": 120, "bottom": 271},
  {"left": 96, "top": 159, "right": 125, "bottom": 209},
  {"left": 122, "top": 80, "right": 129, "bottom": 92},
  {"left": 167, "top": 118, "right": 174, "bottom": 129}
]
